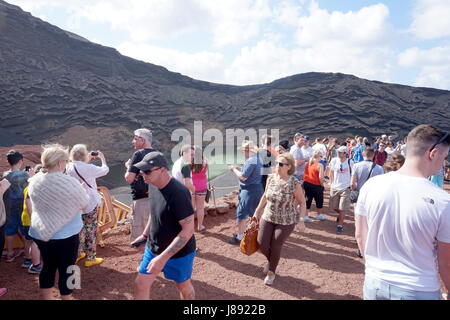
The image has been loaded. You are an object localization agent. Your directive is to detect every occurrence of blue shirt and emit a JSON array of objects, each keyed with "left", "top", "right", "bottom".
[
  {"left": 352, "top": 144, "right": 365, "bottom": 163},
  {"left": 29, "top": 211, "right": 83, "bottom": 241},
  {"left": 239, "top": 154, "right": 263, "bottom": 188}
]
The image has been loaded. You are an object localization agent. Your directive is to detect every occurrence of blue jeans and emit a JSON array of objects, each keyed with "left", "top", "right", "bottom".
[{"left": 363, "top": 276, "right": 441, "bottom": 300}]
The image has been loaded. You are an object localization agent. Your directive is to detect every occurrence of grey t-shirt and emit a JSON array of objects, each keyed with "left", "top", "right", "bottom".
[
  {"left": 352, "top": 160, "right": 384, "bottom": 191},
  {"left": 290, "top": 145, "right": 306, "bottom": 178}
]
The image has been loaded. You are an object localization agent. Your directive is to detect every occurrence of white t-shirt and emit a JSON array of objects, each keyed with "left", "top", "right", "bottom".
[
  {"left": 312, "top": 143, "right": 327, "bottom": 156},
  {"left": 171, "top": 157, "right": 184, "bottom": 183},
  {"left": 330, "top": 157, "right": 354, "bottom": 190},
  {"left": 355, "top": 172, "right": 450, "bottom": 292}
]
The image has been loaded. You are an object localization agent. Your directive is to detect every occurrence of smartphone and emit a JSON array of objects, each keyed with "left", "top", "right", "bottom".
[
  {"left": 90, "top": 151, "right": 99, "bottom": 157},
  {"left": 131, "top": 238, "right": 147, "bottom": 248}
]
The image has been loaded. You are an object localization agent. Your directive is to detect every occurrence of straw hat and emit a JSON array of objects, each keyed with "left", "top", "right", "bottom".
[{"left": 238, "top": 140, "right": 259, "bottom": 153}]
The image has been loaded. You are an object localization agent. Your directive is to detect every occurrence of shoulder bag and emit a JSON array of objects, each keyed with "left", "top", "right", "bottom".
[
  {"left": 240, "top": 216, "right": 260, "bottom": 256},
  {"left": 350, "top": 162, "right": 376, "bottom": 204}
]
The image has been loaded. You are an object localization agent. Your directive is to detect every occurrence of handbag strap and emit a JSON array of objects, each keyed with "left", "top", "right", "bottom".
[
  {"left": 74, "top": 165, "right": 93, "bottom": 189},
  {"left": 366, "top": 162, "right": 376, "bottom": 181}
]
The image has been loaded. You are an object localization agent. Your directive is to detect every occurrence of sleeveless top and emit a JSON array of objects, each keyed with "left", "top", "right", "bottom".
[
  {"left": 262, "top": 174, "right": 301, "bottom": 225},
  {"left": 304, "top": 161, "right": 322, "bottom": 186}
]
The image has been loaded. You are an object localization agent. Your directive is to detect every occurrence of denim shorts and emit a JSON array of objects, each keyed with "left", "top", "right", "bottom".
[
  {"left": 5, "top": 206, "right": 22, "bottom": 237},
  {"left": 236, "top": 184, "right": 263, "bottom": 221},
  {"left": 138, "top": 246, "right": 196, "bottom": 283},
  {"left": 363, "top": 275, "right": 441, "bottom": 300}
]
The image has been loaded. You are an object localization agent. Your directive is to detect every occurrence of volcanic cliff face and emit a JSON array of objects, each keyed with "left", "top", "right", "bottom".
[{"left": 0, "top": 0, "right": 449, "bottom": 166}]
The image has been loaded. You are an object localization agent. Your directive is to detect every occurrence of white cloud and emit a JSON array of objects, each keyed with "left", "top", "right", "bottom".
[
  {"left": 223, "top": 1, "right": 394, "bottom": 85},
  {"left": 224, "top": 39, "right": 394, "bottom": 85},
  {"left": 410, "top": 0, "right": 450, "bottom": 40},
  {"left": 197, "top": 0, "right": 272, "bottom": 47},
  {"left": 295, "top": 1, "right": 390, "bottom": 46},
  {"left": 398, "top": 46, "right": 450, "bottom": 89},
  {"left": 9, "top": 0, "right": 271, "bottom": 45},
  {"left": 117, "top": 42, "right": 226, "bottom": 83}
]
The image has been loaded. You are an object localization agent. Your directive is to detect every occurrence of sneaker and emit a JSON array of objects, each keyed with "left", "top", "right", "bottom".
[
  {"left": 336, "top": 225, "right": 344, "bottom": 234},
  {"left": 264, "top": 271, "right": 275, "bottom": 285},
  {"left": 28, "top": 263, "right": 43, "bottom": 274},
  {"left": 76, "top": 252, "right": 87, "bottom": 264},
  {"left": 85, "top": 257, "right": 104, "bottom": 267},
  {"left": 5, "top": 250, "right": 22, "bottom": 263},
  {"left": 302, "top": 216, "right": 313, "bottom": 223},
  {"left": 21, "top": 258, "right": 32, "bottom": 269},
  {"left": 315, "top": 215, "right": 326, "bottom": 221},
  {"left": 263, "top": 263, "right": 269, "bottom": 274},
  {"left": 228, "top": 235, "right": 241, "bottom": 245}
]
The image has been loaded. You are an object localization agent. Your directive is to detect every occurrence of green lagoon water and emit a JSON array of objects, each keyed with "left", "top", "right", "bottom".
[{"left": 97, "top": 150, "right": 246, "bottom": 189}]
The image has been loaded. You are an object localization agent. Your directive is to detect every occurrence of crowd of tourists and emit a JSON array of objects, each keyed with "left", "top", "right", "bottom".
[{"left": 0, "top": 125, "right": 449, "bottom": 300}]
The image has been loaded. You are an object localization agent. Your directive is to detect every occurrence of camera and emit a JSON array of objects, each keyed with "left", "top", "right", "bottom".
[{"left": 90, "top": 151, "right": 99, "bottom": 157}]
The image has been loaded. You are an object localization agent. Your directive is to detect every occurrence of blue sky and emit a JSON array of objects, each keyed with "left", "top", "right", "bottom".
[{"left": 8, "top": 0, "right": 450, "bottom": 90}]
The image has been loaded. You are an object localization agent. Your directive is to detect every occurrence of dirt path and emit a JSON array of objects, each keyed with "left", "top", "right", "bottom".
[{"left": 1, "top": 185, "right": 371, "bottom": 300}]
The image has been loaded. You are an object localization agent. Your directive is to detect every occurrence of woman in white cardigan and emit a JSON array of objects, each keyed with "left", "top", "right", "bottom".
[
  {"left": 66, "top": 144, "right": 109, "bottom": 267},
  {"left": 28, "top": 144, "right": 89, "bottom": 300}
]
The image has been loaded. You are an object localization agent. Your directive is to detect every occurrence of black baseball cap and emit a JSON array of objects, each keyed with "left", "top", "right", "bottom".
[{"left": 134, "top": 151, "right": 168, "bottom": 172}]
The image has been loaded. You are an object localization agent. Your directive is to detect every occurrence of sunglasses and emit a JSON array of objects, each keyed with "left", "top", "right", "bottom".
[
  {"left": 276, "top": 162, "right": 287, "bottom": 167},
  {"left": 339, "top": 164, "right": 344, "bottom": 172},
  {"left": 141, "top": 167, "right": 161, "bottom": 175},
  {"left": 429, "top": 132, "right": 449, "bottom": 152}
]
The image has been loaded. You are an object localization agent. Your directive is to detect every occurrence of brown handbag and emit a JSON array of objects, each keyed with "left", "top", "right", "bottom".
[{"left": 240, "top": 217, "right": 259, "bottom": 256}]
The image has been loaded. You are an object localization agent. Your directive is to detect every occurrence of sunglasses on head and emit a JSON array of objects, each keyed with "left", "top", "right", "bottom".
[{"left": 429, "top": 132, "right": 449, "bottom": 152}]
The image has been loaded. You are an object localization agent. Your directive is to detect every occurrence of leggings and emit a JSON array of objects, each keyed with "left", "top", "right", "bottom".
[
  {"left": 79, "top": 208, "right": 98, "bottom": 260},
  {"left": 33, "top": 234, "right": 79, "bottom": 296},
  {"left": 257, "top": 219, "right": 295, "bottom": 273}
]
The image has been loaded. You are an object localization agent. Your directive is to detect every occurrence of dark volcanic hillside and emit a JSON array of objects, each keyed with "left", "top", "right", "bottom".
[{"left": 0, "top": 0, "right": 449, "bottom": 165}]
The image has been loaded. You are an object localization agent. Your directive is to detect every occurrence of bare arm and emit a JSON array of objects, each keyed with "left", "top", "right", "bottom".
[
  {"left": 124, "top": 171, "right": 137, "bottom": 185},
  {"left": 438, "top": 241, "right": 450, "bottom": 293},
  {"left": 355, "top": 214, "right": 368, "bottom": 260},
  {"left": 318, "top": 163, "right": 324, "bottom": 186},
  {"left": 254, "top": 179, "right": 271, "bottom": 220},
  {"left": 329, "top": 169, "right": 334, "bottom": 188},
  {"left": 26, "top": 198, "right": 33, "bottom": 217},
  {"left": 183, "top": 178, "right": 196, "bottom": 194},
  {"left": 230, "top": 166, "right": 247, "bottom": 181},
  {"left": 294, "top": 183, "right": 306, "bottom": 218},
  {"left": 146, "top": 214, "right": 195, "bottom": 274},
  {"left": 351, "top": 174, "right": 357, "bottom": 191}
]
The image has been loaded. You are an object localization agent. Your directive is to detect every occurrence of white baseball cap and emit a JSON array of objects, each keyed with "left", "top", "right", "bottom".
[{"left": 337, "top": 146, "right": 347, "bottom": 153}]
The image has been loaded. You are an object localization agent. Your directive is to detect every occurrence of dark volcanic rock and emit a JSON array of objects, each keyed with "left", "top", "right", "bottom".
[{"left": 0, "top": 0, "right": 449, "bottom": 165}]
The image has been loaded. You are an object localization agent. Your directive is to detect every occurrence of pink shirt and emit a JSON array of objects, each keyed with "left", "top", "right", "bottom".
[{"left": 192, "top": 163, "right": 208, "bottom": 192}]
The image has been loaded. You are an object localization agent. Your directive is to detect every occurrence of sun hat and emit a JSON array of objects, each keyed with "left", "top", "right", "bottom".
[{"left": 238, "top": 140, "right": 259, "bottom": 153}]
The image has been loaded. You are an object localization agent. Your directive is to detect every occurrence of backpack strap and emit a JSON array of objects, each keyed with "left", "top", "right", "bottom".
[{"left": 348, "top": 159, "right": 352, "bottom": 176}]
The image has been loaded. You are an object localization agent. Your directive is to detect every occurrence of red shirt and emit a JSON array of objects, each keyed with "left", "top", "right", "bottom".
[{"left": 373, "top": 150, "right": 387, "bottom": 166}]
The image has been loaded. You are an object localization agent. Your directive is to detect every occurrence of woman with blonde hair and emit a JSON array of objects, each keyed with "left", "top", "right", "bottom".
[
  {"left": 253, "top": 152, "right": 306, "bottom": 285},
  {"left": 303, "top": 150, "right": 326, "bottom": 221},
  {"left": 28, "top": 144, "right": 89, "bottom": 300},
  {"left": 66, "top": 144, "right": 109, "bottom": 267}
]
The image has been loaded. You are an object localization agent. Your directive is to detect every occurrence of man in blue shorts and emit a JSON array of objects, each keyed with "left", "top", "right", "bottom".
[{"left": 133, "top": 152, "right": 196, "bottom": 300}]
